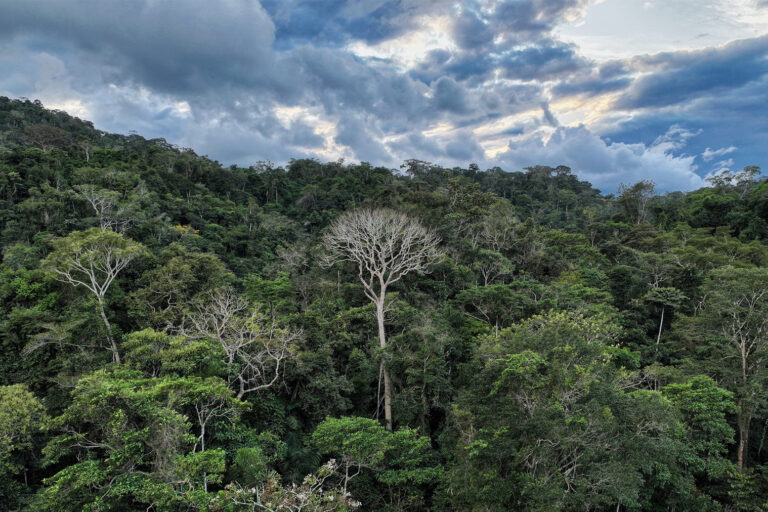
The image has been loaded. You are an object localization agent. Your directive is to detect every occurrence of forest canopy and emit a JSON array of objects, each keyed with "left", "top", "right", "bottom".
[{"left": 2, "top": 97, "right": 768, "bottom": 511}]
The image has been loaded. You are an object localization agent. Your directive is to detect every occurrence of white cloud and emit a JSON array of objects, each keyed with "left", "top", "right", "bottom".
[
  {"left": 495, "top": 124, "right": 705, "bottom": 192},
  {"left": 702, "top": 145, "right": 738, "bottom": 161}
]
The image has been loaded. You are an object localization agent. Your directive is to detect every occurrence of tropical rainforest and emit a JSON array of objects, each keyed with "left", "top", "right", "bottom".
[{"left": 2, "top": 97, "right": 768, "bottom": 511}]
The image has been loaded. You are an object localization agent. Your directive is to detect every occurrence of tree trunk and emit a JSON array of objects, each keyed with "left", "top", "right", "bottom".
[
  {"left": 376, "top": 299, "right": 393, "bottom": 431},
  {"left": 737, "top": 398, "right": 748, "bottom": 470},
  {"left": 656, "top": 307, "right": 665, "bottom": 345},
  {"left": 201, "top": 423, "right": 208, "bottom": 492},
  {"left": 97, "top": 297, "right": 120, "bottom": 364}
]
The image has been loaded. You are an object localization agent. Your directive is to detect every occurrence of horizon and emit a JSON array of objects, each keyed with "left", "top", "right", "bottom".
[{"left": 1, "top": 0, "right": 766, "bottom": 193}]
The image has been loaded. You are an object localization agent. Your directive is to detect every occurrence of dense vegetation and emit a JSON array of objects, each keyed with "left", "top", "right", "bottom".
[{"left": 2, "top": 96, "right": 768, "bottom": 510}]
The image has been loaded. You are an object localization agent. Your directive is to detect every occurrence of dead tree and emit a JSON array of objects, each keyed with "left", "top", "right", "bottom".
[
  {"left": 323, "top": 209, "right": 443, "bottom": 430},
  {"left": 181, "top": 288, "right": 299, "bottom": 399}
]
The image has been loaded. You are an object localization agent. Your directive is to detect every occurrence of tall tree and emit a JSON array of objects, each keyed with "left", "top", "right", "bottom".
[
  {"left": 323, "top": 209, "right": 443, "bottom": 430},
  {"left": 618, "top": 180, "right": 655, "bottom": 224},
  {"left": 42, "top": 228, "right": 145, "bottom": 364},
  {"left": 644, "top": 286, "right": 686, "bottom": 347},
  {"left": 685, "top": 267, "right": 768, "bottom": 470}
]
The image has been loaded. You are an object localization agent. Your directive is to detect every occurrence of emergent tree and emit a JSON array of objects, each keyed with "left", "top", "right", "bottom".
[
  {"left": 687, "top": 267, "right": 768, "bottom": 470},
  {"left": 323, "top": 209, "right": 442, "bottom": 430},
  {"left": 42, "top": 228, "right": 145, "bottom": 364}
]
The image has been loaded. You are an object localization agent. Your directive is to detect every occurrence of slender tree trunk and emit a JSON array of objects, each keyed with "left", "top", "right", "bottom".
[
  {"left": 201, "top": 423, "right": 208, "bottom": 492},
  {"left": 376, "top": 299, "right": 392, "bottom": 431},
  {"left": 737, "top": 398, "right": 748, "bottom": 470},
  {"left": 97, "top": 297, "right": 120, "bottom": 364},
  {"left": 656, "top": 307, "right": 665, "bottom": 345},
  {"left": 738, "top": 344, "right": 749, "bottom": 470}
]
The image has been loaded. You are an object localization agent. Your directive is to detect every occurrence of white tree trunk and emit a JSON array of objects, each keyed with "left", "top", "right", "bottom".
[{"left": 376, "top": 298, "right": 392, "bottom": 431}]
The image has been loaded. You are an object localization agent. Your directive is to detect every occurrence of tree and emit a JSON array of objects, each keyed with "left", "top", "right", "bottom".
[
  {"left": 0, "top": 384, "right": 47, "bottom": 480},
  {"left": 161, "top": 376, "right": 246, "bottom": 492},
  {"left": 20, "top": 124, "right": 69, "bottom": 151},
  {"left": 311, "top": 416, "right": 441, "bottom": 509},
  {"left": 41, "top": 228, "right": 146, "bottom": 364},
  {"left": 130, "top": 244, "right": 233, "bottom": 330},
  {"left": 644, "top": 286, "right": 687, "bottom": 346},
  {"left": 75, "top": 184, "right": 132, "bottom": 232},
  {"left": 323, "top": 209, "right": 443, "bottom": 430},
  {"left": 35, "top": 370, "right": 237, "bottom": 511},
  {"left": 706, "top": 166, "right": 761, "bottom": 199},
  {"left": 663, "top": 376, "right": 735, "bottom": 472},
  {"left": 685, "top": 267, "right": 768, "bottom": 470},
  {"left": 212, "top": 460, "right": 360, "bottom": 512},
  {"left": 440, "top": 312, "right": 706, "bottom": 511},
  {"left": 181, "top": 288, "right": 299, "bottom": 399},
  {"left": 618, "top": 180, "right": 655, "bottom": 224}
]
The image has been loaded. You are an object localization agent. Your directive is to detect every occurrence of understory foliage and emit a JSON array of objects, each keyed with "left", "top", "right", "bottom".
[{"left": 2, "top": 97, "right": 768, "bottom": 510}]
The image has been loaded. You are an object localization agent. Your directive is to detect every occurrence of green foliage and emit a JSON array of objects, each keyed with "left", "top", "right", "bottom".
[
  {"left": 663, "top": 376, "right": 735, "bottom": 471},
  {"left": 312, "top": 416, "right": 442, "bottom": 511},
  {"left": 33, "top": 369, "right": 243, "bottom": 511},
  {"left": 439, "top": 311, "right": 715, "bottom": 511},
  {"left": 1, "top": 98, "right": 768, "bottom": 511}
]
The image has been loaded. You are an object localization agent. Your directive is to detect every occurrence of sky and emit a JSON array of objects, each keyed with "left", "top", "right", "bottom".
[{"left": 1, "top": 0, "right": 767, "bottom": 192}]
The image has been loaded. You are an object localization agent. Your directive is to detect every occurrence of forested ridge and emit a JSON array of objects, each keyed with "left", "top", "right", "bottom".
[{"left": 2, "top": 96, "right": 768, "bottom": 511}]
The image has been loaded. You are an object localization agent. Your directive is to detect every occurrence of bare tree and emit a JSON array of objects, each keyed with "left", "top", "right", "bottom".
[
  {"left": 322, "top": 209, "right": 443, "bottom": 430},
  {"left": 76, "top": 185, "right": 132, "bottom": 232},
  {"left": 181, "top": 288, "right": 299, "bottom": 399}
]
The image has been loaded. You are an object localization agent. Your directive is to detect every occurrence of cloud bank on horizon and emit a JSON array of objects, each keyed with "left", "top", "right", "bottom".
[{"left": 1, "top": 0, "right": 766, "bottom": 192}]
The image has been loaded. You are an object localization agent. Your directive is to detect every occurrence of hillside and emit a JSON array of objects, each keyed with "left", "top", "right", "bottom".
[{"left": 2, "top": 97, "right": 768, "bottom": 511}]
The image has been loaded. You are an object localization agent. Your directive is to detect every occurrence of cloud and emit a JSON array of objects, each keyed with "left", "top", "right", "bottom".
[
  {"left": 616, "top": 35, "right": 768, "bottom": 109},
  {"left": 387, "top": 128, "right": 485, "bottom": 164},
  {"left": 498, "top": 40, "right": 586, "bottom": 80},
  {"left": 702, "top": 145, "right": 738, "bottom": 161},
  {"left": 0, "top": 0, "right": 277, "bottom": 94},
  {"left": 262, "top": 0, "right": 454, "bottom": 47},
  {"left": 432, "top": 76, "right": 470, "bottom": 113},
  {"left": 335, "top": 115, "right": 393, "bottom": 163},
  {"left": 496, "top": 125, "right": 705, "bottom": 192},
  {"left": 651, "top": 125, "right": 702, "bottom": 152},
  {"left": 492, "top": 0, "right": 590, "bottom": 37},
  {"left": 603, "top": 70, "right": 768, "bottom": 175},
  {"left": 452, "top": 9, "right": 494, "bottom": 50},
  {"left": 0, "top": 0, "right": 764, "bottom": 192}
]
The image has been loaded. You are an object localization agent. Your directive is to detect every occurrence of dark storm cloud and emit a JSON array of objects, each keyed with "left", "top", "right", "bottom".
[
  {"left": 289, "top": 120, "right": 326, "bottom": 148},
  {"left": 279, "top": 46, "right": 430, "bottom": 121},
  {"left": 498, "top": 40, "right": 586, "bottom": 80},
  {"left": 452, "top": 10, "right": 494, "bottom": 50},
  {"left": 606, "top": 73, "right": 768, "bottom": 174},
  {"left": 0, "top": 0, "right": 276, "bottom": 94},
  {"left": 387, "top": 130, "right": 484, "bottom": 164},
  {"left": 445, "top": 131, "right": 485, "bottom": 161},
  {"left": 550, "top": 59, "right": 633, "bottom": 97},
  {"left": 0, "top": 0, "right": 764, "bottom": 192},
  {"left": 413, "top": 39, "right": 587, "bottom": 85},
  {"left": 450, "top": 0, "right": 590, "bottom": 44},
  {"left": 552, "top": 76, "right": 631, "bottom": 97},
  {"left": 616, "top": 36, "right": 768, "bottom": 109},
  {"left": 432, "top": 77, "right": 470, "bottom": 113},
  {"left": 491, "top": 0, "right": 589, "bottom": 35},
  {"left": 261, "top": 0, "right": 452, "bottom": 47}
]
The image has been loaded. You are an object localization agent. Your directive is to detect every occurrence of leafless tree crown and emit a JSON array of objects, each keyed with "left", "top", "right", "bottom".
[
  {"left": 180, "top": 288, "right": 299, "bottom": 399},
  {"left": 322, "top": 208, "right": 443, "bottom": 300}
]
